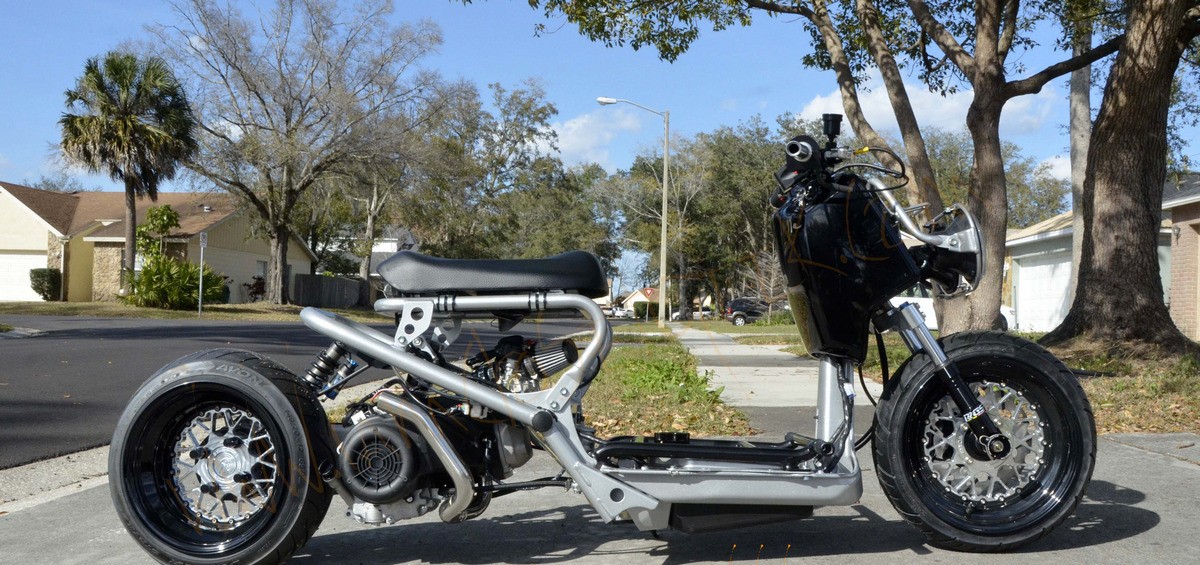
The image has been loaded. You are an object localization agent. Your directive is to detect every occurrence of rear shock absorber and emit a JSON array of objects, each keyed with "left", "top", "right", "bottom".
[{"left": 303, "top": 342, "right": 347, "bottom": 389}]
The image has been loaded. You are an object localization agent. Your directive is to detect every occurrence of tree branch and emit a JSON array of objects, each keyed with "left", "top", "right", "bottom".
[
  {"left": 1005, "top": 34, "right": 1123, "bottom": 98},
  {"left": 997, "top": 0, "right": 1019, "bottom": 60},
  {"left": 906, "top": 0, "right": 976, "bottom": 79},
  {"left": 744, "top": 0, "right": 814, "bottom": 18}
]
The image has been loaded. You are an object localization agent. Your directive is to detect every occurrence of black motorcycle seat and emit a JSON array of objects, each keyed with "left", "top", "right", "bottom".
[{"left": 376, "top": 250, "right": 609, "bottom": 298}]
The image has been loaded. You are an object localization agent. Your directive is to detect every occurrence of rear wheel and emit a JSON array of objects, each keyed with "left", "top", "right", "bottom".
[
  {"left": 110, "top": 349, "right": 333, "bottom": 565},
  {"left": 873, "top": 332, "right": 1095, "bottom": 551},
  {"left": 733, "top": 315, "right": 747, "bottom": 326}
]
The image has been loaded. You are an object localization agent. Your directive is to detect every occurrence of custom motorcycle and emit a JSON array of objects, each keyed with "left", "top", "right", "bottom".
[{"left": 109, "top": 113, "right": 1095, "bottom": 564}]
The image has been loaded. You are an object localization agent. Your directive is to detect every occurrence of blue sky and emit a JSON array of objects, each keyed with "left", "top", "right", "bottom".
[{"left": 0, "top": 0, "right": 1185, "bottom": 192}]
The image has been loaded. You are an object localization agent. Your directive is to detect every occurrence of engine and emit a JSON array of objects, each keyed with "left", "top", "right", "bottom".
[
  {"left": 466, "top": 335, "right": 579, "bottom": 393},
  {"left": 332, "top": 334, "right": 576, "bottom": 526}
]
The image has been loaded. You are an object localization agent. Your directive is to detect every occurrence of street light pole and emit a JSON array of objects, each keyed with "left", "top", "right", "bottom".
[{"left": 597, "top": 96, "right": 670, "bottom": 328}]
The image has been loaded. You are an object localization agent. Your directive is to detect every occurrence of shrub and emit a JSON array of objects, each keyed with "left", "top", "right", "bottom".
[
  {"left": 126, "top": 256, "right": 227, "bottom": 309},
  {"left": 756, "top": 309, "right": 795, "bottom": 326},
  {"left": 633, "top": 301, "right": 661, "bottom": 320},
  {"left": 29, "top": 268, "right": 62, "bottom": 301},
  {"left": 243, "top": 276, "right": 266, "bottom": 302}
]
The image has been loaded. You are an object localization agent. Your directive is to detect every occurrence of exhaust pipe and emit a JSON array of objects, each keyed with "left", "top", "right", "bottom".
[{"left": 374, "top": 392, "right": 475, "bottom": 523}]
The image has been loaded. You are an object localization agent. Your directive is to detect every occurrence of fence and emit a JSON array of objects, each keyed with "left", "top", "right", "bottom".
[{"left": 293, "top": 274, "right": 368, "bottom": 308}]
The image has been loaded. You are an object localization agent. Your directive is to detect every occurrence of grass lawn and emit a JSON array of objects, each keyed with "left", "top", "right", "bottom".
[
  {"left": 584, "top": 341, "right": 751, "bottom": 437},
  {"left": 0, "top": 301, "right": 386, "bottom": 324},
  {"left": 0, "top": 323, "right": 12, "bottom": 333},
  {"left": 779, "top": 330, "right": 1199, "bottom": 435},
  {"left": 614, "top": 321, "right": 672, "bottom": 333},
  {"left": 683, "top": 320, "right": 799, "bottom": 334}
]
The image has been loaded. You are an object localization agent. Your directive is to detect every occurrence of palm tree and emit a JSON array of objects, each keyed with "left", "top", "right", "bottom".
[{"left": 60, "top": 52, "right": 196, "bottom": 293}]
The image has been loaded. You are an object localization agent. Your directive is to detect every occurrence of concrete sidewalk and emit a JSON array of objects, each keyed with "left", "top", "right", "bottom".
[{"left": 669, "top": 323, "right": 882, "bottom": 437}]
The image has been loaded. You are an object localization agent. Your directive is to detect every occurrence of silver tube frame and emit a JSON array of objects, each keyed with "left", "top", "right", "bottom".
[{"left": 300, "top": 293, "right": 861, "bottom": 530}]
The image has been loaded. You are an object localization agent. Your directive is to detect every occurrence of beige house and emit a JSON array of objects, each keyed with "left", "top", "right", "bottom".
[
  {"left": 0, "top": 181, "right": 314, "bottom": 303},
  {"left": 1163, "top": 174, "right": 1200, "bottom": 338}
]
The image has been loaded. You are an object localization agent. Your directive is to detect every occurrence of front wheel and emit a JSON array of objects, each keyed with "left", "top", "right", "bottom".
[
  {"left": 873, "top": 331, "right": 1095, "bottom": 551},
  {"left": 110, "top": 349, "right": 333, "bottom": 565}
]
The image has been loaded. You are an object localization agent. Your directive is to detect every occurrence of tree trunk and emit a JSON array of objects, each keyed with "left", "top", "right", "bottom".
[
  {"left": 121, "top": 179, "right": 138, "bottom": 295},
  {"left": 856, "top": 0, "right": 944, "bottom": 216},
  {"left": 940, "top": 91, "right": 1007, "bottom": 334},
  {"left": 267, "top": 224, "right": 291, "bottom": 304},
  {"left": 808, "top": 0, "right": 904, "bottom": 173},
  {"left": 359, "top": 206, "right": 376, "bottom": 281},
  {"left": 1068, "top": 25, "right": 1093, "bottom": 303},
  {"left": 1043, "top": 0, "right": 1200, "bottom": 353}
]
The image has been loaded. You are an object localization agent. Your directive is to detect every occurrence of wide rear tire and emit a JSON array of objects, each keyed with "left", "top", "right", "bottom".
[
  {"left": 110, "top": 349, "right": 334, "bottom": 565},
  {"left": 873, "top": 331, "right": 1095, "bottom": 551}
]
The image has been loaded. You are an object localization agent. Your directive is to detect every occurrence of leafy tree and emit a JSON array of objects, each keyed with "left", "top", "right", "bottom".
[
  {"left": 1044, "top": 0, "right": 1200, "bottom": 353},
  {"left": 511, "top": 0, "right": 1121, "bottom": 334},
  {"left": 152, "top": 0, "right": 444, "bottom": 303},
  {"left": 134, "top": 205, "right": 182, "bottom": 260},
  {"left": 397, "top": 81, "right": 561, "bottom": 258},
  {"left": 921, "top": 128, "right": 1067, "bottom": 228},
  {"left": 59, "top": 51, "right": 196, "bottom": 293}
]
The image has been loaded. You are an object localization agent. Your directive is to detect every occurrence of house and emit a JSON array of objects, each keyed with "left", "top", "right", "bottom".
[
  {"left": 1163, "top": 174, "right": 1200, "bottom": 338},
  {"left": 0, "top": 181, "right": 316, "bottom": 303},
  {"left": 1004, "top": 209, "right": 1173, "bottom": 333},
  {"left": 621, "top": 287, "right": 659, "bottom": 312}
]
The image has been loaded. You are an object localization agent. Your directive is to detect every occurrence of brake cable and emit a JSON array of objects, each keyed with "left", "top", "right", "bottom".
[{"left": 854, "top": 328, "right": 891, "bottom": 451}]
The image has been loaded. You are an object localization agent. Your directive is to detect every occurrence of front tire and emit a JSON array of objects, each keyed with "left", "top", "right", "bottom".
[
  {"left": 110, "top": 349, "right": 333, "bottom": 565},
  {"left": 873, "top": 332, "right": 1095, "bottom": 551}
]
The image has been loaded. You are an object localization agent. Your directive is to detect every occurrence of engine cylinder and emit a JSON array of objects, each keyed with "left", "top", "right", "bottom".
[{"left": 338, "top": 417, "right": 417, "bottom": 504}]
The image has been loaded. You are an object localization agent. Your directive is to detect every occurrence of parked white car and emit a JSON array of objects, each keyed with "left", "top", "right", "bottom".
[{"left": 889, "top": 285, "right": 1015, "bottom": 331}]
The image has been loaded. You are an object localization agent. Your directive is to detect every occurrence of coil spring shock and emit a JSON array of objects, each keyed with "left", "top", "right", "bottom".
[{"left": 303, "top": 342, "right": 347, "bottom": 389}]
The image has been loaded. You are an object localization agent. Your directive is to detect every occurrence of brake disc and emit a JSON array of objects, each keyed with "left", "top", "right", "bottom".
[{"left": 922, "top": 381, "right": 1046, "bottom": 504}]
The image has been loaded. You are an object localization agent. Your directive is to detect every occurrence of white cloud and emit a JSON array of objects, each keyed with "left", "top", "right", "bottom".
[
  {"left": 1040, "top": 154, "right": 1072, "bottom": 181},
  {"left": 549, "top": 107, "right": 642, "bottom": 169},
  {"left": 1001, "top": 87, "right": 1058, "bottom": 136},
  {"left": 796, "top": 72, "right": 1057, "bottom": 138},
  {"left": 719, "top": 98, "right": 739, "bottom": 112}
]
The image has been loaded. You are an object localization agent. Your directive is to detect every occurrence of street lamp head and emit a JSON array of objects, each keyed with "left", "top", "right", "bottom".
[{"left": 596, "top": 96, "right": 618, "bottom": 105}]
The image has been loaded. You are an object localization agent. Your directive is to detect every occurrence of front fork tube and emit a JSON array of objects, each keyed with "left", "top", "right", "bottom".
[{"left": 875, "top": 303, "right": 1011, "bottom": 458}]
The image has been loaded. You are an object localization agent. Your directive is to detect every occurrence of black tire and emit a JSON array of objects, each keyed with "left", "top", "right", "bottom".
[
  {"left": 733, "top": 315, "right": 746, "bottom": 326},
  {"left": 110, "top": 349, "right": 334, "bottom": 565},
  {"left": 873, "top": 331, "right": 1095, "bottom": 551}
]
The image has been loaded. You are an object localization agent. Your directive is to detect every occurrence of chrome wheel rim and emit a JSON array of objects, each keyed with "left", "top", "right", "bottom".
[
  {"left": 172, "top": 407, "right": 277, "bottom": 529},
  {"left": 922, "top": 381, "right": 1045, "bottom": 504}
]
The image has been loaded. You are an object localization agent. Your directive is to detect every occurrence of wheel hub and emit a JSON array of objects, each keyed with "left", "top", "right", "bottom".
[
  {"left": 923, "top": 381, "right": 1045, "bottom": 504},
  {"left": 172, "top": 407, "right": 277, "bottom": 529}
]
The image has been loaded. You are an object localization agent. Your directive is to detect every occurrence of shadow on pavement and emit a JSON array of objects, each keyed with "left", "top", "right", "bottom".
[{"left": 295, "top": 480, "right": 1155, "bottom": 563}]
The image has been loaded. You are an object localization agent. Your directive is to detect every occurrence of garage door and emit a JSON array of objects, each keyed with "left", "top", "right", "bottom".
[
  {"left": 1014, "top": 252, "right": 1072, "bottom": 332},
  {"left": 0, "top": 252, "right": 48, "bottom": 302}
]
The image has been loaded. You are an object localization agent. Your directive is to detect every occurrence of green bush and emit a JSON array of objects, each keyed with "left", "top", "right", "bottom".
[
  {"left": 29, "top": 268, "right": 62, "bottom": 301},
  {"left": 126, "top": 256, "right": 227, "bottom": 310},
  {"left": 756, "top": 309, "right": 795, "bottom": 326},
  {"left": 633, "top": 301, "right": 661, "bottom": 320}
]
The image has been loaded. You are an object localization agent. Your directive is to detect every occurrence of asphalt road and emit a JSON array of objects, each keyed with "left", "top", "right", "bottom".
[
  {"left": 2, "top": 435, "right": 1197, "bottom": 564},
  {"left": 0, "top": 313, "right": 599, "bottom": 469}
]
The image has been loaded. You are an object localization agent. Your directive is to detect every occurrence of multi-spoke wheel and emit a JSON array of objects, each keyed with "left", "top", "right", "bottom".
[
  {"left": 873, "top": 332, "right": 1095, "bottom": 551},
  {"left": 110, "top": 350, "right": 333, "bottom": 565}
]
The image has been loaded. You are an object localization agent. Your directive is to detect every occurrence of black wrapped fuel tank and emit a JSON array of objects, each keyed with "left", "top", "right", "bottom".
[{"left": 773, "top": 179, "right": 920, "bottom": 361}]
